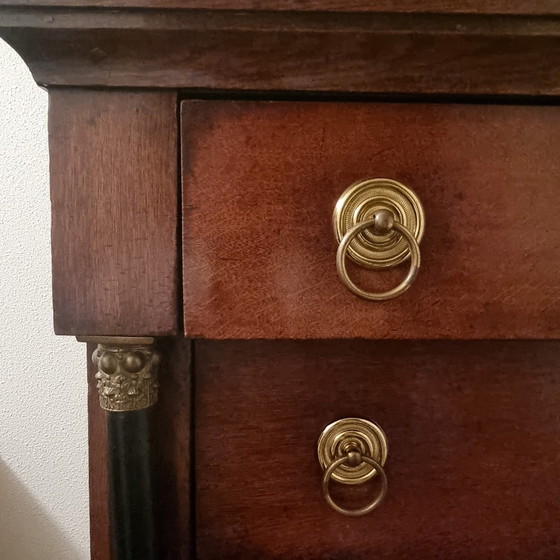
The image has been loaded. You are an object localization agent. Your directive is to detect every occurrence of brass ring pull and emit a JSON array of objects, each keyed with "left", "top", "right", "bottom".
[
  {"left": 322, "top": 452, "right": 388, "bottom": 517},
  {"left": 333, "top": 178, "right": 425, "bottom": 301},
  {"left": 336, "top": 210, "right": 421, "bottom": 301},
  {"left": 317, "top": 418, "right": 389, "bottom": 517}
]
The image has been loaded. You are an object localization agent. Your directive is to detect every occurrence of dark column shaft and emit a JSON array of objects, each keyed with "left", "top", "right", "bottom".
[{"left": 107, "top": 409, "right": 157, "bottom": 560}]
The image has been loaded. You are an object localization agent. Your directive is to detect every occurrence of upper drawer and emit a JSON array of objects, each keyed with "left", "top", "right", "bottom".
[{"left": 181, "top": 100, "right": 560, "bottom": 339}]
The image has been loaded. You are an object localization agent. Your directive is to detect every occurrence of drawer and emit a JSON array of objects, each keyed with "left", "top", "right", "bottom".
[
  {"left": 182, "top": 100, "right": 560, "bottom": 339},
  {"left": 195, "top": 340, "right": 560, "bottom": 559}
]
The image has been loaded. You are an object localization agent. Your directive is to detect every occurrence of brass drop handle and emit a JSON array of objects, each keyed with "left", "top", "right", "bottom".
[
  {"left": 333, "top": 178, "right": 425, "bottom": 301},
  {"left": 322, "top": 451, "right": 388, "bottom": 517},
  {"left": 317, "top": 418, "right": 389, "bottom": 517},
  {"left": 337, "top": 210, "right": 421, "bottom": 301}
]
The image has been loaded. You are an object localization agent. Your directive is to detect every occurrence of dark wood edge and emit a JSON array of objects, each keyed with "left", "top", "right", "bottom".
[
  {"left": 1, "top": 0, "right": 560, "bottom": 14},
  {"left": 88, "top": 343, "right": 111, "bottom": 560},
  {"left": 1, "top": 8, "right": 560, "bottom": 95}
]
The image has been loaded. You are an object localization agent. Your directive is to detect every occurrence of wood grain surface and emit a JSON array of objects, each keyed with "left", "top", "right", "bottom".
[
  {"left": 182, "top": 100, "right": 560, "bottom": 339},
  {"left": 49, "top": 90, "right": 178, "bottom": 336},
  {"left": 87, "top": 344, "right": 110, "bottom": 560},
  {"left": 88, "top": 339, "right": 192, "bottom": 560},
  {"left": 1, "top": 0, "right": 559, "bottom": 14},
  {"left": 2, "top": 9, "right": 560, "bottom": 95},
  {"left": 152, "top": 339, "right": 193, "bottom": 560},
  {"left": 195, "top": 339, "right": 560, "bottom": 559}
]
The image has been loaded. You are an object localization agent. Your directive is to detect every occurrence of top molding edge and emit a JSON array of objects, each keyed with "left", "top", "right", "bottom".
[
  {"left": 1, "top": 7, "right": 560, "bottom": 95},
  {"left": 1, "top": 0, "right": 560, "bottom": 14}
]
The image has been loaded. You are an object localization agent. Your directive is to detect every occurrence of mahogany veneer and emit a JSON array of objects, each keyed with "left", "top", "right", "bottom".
[
  {"left": 182, "top": 100, "right": 560, "bottom": 339},
  {"left": 50, "top": 90, "right": 178, "bottom": 336},
  {"left": 196, "top": 340, "right": 560, "bottom": 560},
  {"left": 3, "top": 2, "right": 560, "bottom": 559}
]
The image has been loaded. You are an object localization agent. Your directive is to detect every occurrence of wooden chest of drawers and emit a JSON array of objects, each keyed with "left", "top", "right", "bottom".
[{"left": 3, "top": 2, "right": 560, "bottom": 559}]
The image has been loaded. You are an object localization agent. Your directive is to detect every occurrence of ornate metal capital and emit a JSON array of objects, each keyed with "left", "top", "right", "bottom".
[{"left": 81, "top": 337, "right": 160, "bottom": 412}]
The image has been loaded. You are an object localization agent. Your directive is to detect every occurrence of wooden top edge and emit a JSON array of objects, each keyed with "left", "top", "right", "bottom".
[
  {"left": 77, "top": 336, "right": 156, "bottom": 345},
  {"left": 1, "top": 5, "right": 559, "bottom": 94},
  {"left": 1, "top": 8, "right": 559, "bottom": 33},
  {"left": 0, "top": 0, "right": 559, "bottom": 15}
]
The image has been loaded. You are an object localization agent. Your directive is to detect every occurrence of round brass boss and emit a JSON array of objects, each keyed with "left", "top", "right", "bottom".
[
  {"left": 317, "top": 418, "right": 388, "bottom": 485},
  {"left": 333, "top": 178, "right": 425, "bottom": 269}
]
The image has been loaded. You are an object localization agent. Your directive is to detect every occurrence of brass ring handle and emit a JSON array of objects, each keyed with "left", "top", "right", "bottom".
[
  {"left": 333, "top": 178, "right": 424, "bottom": 300},
  {"left": 336, "top": 211, "right": 421, "bottom": 301},
  {"left": 322, "top": 453, "right": 388, "bottom": 517}
]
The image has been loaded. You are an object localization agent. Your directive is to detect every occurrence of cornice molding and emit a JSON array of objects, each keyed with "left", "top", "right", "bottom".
[
  {"left": 1, "top": 0, "right": 560, "bottom": 13},
  {"left": 1, "top": 7, "right": 559, "bottom": 95}
]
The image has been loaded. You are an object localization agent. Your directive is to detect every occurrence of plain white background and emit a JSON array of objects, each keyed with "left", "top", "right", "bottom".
[{"left": 0, "top": 40, "right": 89, "bottom": 558}]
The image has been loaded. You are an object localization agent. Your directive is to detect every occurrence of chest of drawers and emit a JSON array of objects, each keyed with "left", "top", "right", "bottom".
[{"left": 2, "top": 3, "right": 560, "bottom": 559}]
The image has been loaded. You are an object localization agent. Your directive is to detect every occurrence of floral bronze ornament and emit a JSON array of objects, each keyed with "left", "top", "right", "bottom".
[{"left": 90, "top": 338, "right": 160, "bottom": 412}]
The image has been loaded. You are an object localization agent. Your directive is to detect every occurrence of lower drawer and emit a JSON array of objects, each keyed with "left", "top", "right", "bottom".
[{"left": 195, "top": 340, "right": 560, "bottom": 559}]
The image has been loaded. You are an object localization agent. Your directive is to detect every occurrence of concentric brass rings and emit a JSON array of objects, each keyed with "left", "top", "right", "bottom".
[
  {"left": 333, "top": 178, "right": 424, "bottom": 269},
  {"left": 333, "top": 178, "right": 424, "bottom": 300},
  {"left": 317, "top": 417, "right": 388, "bottom": 484},
  {"left": 318, "top": 418, "right": 389, "bottom": 517},
  {"left": 322, "top": 454, "right": 388, "bottom": 517},
  {"left": 336, "top": 217, "right": 421, "bottom": 301}
]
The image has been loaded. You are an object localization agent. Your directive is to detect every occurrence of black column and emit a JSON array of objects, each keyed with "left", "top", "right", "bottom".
[{"left": 107, "top": 408, "right": 157, "bottom": 560}]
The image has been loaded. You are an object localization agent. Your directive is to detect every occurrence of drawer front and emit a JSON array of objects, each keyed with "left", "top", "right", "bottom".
[
  {"left": 182, "top": 100, "right": 560, "bottom": 339},
  {"left": 195, "top": 340, "right": 560, "bottom": 559}
]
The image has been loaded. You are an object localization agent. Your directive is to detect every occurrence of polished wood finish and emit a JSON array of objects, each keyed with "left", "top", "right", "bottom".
[
  {"left": 153, "top": 339, "right": 193, "bottom": 560},
  {"left": 1, "top": 0, "right": 559, "bottom": 13},
  {"left": 4, "top": 1, "right": 560, "bottom": 557},
  {"left": 49, "top": 89, "right": 178, "bottom": 336},
  {"left": 87, "top": 344, "right": 111, "bottom": 560},
  {"left": 108, "top": 410, "right": 158, "bottom": 559},
  {"left": 195, "top": 339, "right": 560, "bottom": 559},
  {"left": 2, "top": 9, "right": 560, "bottom": 95},
  {"left": 183, "top": 100, "right": 560, "bottom": 339},
  {"left": 88, "top": 340, "right": 192, "bottom": 560}
]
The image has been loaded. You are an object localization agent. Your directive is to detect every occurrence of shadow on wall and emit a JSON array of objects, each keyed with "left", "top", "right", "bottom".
[{"left": 0, "top": 459, "right": 82, "bottom": 560}]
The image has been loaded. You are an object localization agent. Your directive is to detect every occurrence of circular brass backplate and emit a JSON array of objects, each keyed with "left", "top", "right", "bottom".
[
  {"left": 317, "top": 418, "right": 388, "bottom": 485},
  {"left": 333, "top": 178, "right": 425, "bottom": 269}
]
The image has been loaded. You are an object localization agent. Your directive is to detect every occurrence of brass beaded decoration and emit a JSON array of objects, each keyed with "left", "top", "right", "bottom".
[{"left": 92, "top": 343, "right": 160, "bottom": 412}]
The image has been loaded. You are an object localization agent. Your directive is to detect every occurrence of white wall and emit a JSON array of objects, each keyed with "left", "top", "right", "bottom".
[{"left": 0, "top": 41, "right": 89, "bottom": 559}]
